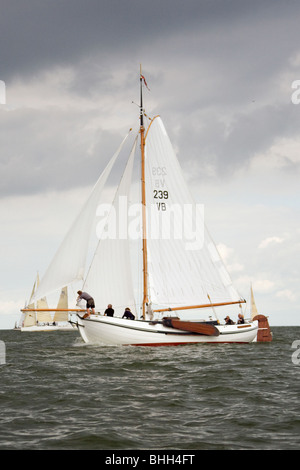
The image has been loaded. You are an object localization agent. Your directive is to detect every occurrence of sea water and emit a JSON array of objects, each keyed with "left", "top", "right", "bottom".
[{"left": 0, "top": 327, "right": 299, "bottom": 451}]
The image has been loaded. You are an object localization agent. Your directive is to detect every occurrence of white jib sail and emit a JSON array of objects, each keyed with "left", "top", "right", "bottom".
[
  {"left": 83, "top": 138, "right": 138, "bottom": 317},
  {"left": 144, "top": 116, "right": 241, "bottom": 308},
  {"left": 33, "top": 132, "right": 131, "bottom": 302}
]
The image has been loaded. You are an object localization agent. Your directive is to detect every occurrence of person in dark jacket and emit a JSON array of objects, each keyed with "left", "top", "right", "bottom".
[
  {"left": 224, "top": 315, "right": 235, "bottom": 325},
  {"left": 104, "top": 304, "right": 114, "bottom": 317},
  {"left": 122, "top": 307, "right": 135, "bottom": 320}
]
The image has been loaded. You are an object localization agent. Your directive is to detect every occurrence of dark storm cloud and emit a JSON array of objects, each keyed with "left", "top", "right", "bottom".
[
  {"left": 0, "top": 0, "right": 207, "bottom": 78},
  {"left": 1, "top": 0, "right": 300, "bottom": 197},
  {"left": 1, "top": 0, "right": 297, "bottom": 80}
]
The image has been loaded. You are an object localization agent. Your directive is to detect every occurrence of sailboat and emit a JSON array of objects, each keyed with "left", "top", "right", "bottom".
[
  {"left": 30, "top": 69, "right": 265, "bottom": 345},
  {"left": 20, "top": 274, "right": 76, "bottom": 331}
]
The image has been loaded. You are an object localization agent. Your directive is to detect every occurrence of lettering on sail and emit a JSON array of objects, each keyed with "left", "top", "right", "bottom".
[{"left": 152, "top": 166, "right": 169, "bottom": 211}]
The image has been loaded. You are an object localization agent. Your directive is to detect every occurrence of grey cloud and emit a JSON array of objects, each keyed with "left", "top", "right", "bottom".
[
  {"left": 0, "top": 106, "right": 128, "bottom": 196},
  {"left": 1, "top": 0, "right": 298, "bottom": 80},
  {"left": 175, "top": 102, "right": 300, "bottom": 184},
  {"left": 2, "top": 0, "right": 300, "bottom": 198}
]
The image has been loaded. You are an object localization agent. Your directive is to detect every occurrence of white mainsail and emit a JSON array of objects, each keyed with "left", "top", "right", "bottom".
[
  {"left": 33, "top": 132, "right": 131, "bottom": 302},
  {"left": 144, "top": 116, "right": 242, "bottom": 309}
]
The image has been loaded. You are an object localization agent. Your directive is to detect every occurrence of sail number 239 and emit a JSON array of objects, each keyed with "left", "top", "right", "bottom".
[{"left": 153, "top": 190, "right": 169, "bottom": 199}]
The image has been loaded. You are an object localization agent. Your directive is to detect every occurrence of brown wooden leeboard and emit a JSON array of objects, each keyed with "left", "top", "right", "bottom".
[
  {"left": 168, "top": 319, "right": 220, "bottom": 337},
  {"left": 253, "top": 314, "right": 272, "bottom": 342}
]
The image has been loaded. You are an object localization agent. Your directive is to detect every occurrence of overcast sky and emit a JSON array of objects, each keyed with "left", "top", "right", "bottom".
[{"left": 1, "top": 0, "right": 300, "bottom": 328}]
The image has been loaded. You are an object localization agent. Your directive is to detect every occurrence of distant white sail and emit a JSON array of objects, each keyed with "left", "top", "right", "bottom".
[
  {"left": 23, "top": 312, "right": 36, "bottom": 327},
  {"left": 53, "top": 286, "right": 69, "bottom": 322},
  {"left": 27, "top": 276, "right": 37, "bottom": 309},
  {"left": 36, "top": 296, "right": 51, "bottom": 322},
  {"left": 22, "top": 272, "right": 49, "bottom": 324},
  {"left": 250, "top": 284, "right": 258, "bottom": 320}
]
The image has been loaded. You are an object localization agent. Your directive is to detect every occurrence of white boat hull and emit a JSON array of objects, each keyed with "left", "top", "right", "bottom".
[{"left": 75, "top": 314, "right": 258, "bottom": 346}]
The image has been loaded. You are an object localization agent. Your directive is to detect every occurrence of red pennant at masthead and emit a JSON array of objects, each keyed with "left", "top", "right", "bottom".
[{"left": 140, "top": 74, "right": 150, "bottom": 91}]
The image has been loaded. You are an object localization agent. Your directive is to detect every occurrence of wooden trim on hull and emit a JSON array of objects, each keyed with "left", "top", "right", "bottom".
[
  {"left": 133, "top": 342, "right": 202, "bottom": 347},
  {"left": 130, "top": 341, "right": 252, "bottom": 347}
]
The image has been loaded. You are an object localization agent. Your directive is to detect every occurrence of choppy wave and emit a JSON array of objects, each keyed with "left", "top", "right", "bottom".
[{"left": 0, "top": 327, "right": 299, "bottom": 450}]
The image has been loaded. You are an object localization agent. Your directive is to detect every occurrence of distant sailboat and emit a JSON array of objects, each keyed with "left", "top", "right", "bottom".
[
  {"left": 250, "top": 284, "right": 258, "bottom": 320},
  {"left": 28, "top": 68, "right": 269, "bottom": 345},
  {"left": 20, "top": 274, "right": 76, "bottom": 332}
]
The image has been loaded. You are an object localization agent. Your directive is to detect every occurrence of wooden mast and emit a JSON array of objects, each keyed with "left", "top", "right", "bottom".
[{"left": 140, "top": 65, "right": 149, "bottom": 319}]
